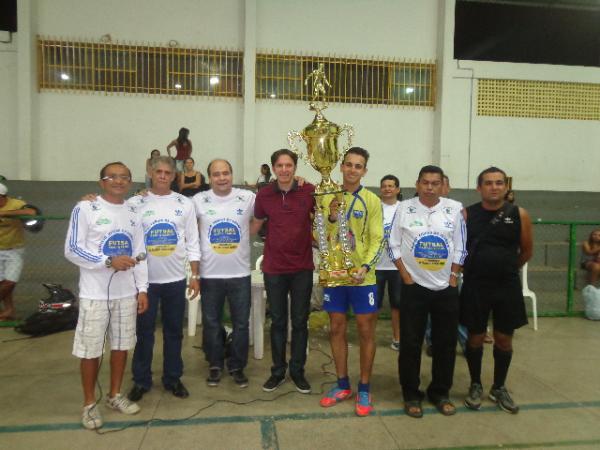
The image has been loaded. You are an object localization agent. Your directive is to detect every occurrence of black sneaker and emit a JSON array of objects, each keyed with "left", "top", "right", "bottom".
[
  {"left": 127, "top": 384, "right": 149, "bottom": 402},
  {"left": 262, "top": 375, "right": 285, "bottom": 392},
  {"left": 207, "top": 368, "right": 222, "bottom": 387},
  {"left": 231, "top": 370, "right": 249, "bottom": 388},
  {"left": 464, "top": 382, "right": 483, "bottom": 410},
  {"left": 291, "top": 374, "right": 311, "bottom": 394},
  {"left": 489, "top": 386, "right": 519, "bottom": 414}
]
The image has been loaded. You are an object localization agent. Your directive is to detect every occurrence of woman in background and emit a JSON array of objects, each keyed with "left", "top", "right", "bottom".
[
  {"left": 167, "top": 127, "right": 192, "bottom": 172},
  {"left": 145, "top": 149, "right": 161, "bottom": 188},
  {"left": 582, "top": 229, "right": 600, "bottom": 285}
]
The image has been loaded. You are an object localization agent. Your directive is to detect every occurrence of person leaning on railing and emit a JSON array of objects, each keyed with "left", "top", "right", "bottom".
[{"left": 581, "top": 229, "right": 600, "bottom": 286}]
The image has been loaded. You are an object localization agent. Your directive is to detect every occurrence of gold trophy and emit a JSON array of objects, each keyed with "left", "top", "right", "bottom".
[{"left": 288, "top": 64, "right": 356, "bottom": 287}]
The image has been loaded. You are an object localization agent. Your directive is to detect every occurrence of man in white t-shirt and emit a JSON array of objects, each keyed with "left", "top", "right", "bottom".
[
  {"left": 375, "top": 175, "right": 402, "bottom": 351},
  {"left": 126, "top": 156, "right": 200, "bottom": 402},
  {"left": 193, "top": 159, "right": 261, "bottom": 388},
  {"left": 65, "top": 162, "right": 149, "bottom": 430},
  {"left": 389, "top": 165, "right": 467, "bottom": 418}
]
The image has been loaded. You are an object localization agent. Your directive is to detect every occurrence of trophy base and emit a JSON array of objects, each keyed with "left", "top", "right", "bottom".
[{"left": 319, "top": 268, "right": 354, "bottom": 288}]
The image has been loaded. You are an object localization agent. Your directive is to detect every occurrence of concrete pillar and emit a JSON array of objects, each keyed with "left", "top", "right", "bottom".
[{"left": 242, "top": 0, "right": 257, "bottom": 183}]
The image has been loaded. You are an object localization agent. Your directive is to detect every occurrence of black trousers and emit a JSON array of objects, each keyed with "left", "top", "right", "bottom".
[
  {"left": 264, "top": 270, "right": 313, "bottom": 378},
  {"left": 399, "top": 283, "right": 459, "bottom": 402}
]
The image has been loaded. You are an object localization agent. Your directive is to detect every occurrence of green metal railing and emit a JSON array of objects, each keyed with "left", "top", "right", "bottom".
[{"left": 533, "top": 220, "right": 600, "bottom": 317}]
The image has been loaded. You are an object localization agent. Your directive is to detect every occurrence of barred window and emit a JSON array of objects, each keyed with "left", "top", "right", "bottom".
[
  {"left": 256, "top": 53, "right": 436, "bottom": 107},
  {"left": 38, "top": 37, "right": 243, "bottom": 98}
]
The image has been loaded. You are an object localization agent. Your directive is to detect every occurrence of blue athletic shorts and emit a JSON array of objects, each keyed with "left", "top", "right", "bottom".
[{"left": 322, "top": 285, "right": 378, "bottom": 314}]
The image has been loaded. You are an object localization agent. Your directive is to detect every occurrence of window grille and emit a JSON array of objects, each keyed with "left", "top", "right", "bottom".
[
  {"left": 478, "top": 79, "right": 600, "bottom": 121},
  {"left": 37, "top": 37, "right": 243, "bottom": 98},
  {"left": 256, "top": 53, "right": 435, "bottom": 107}
]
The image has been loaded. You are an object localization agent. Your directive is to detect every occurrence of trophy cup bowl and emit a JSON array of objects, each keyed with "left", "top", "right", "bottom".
[{"left": 288, "top": 112, "right": 355, "bottom": 287}]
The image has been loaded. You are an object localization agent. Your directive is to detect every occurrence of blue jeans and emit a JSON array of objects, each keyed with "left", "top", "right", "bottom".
[
  {"left": 200, "top": 276, "right": 251, "bottom": 372},
  {"left": 132, "top": 278, "right": 186, "bottom": 389},
  {"left": 264, "top": 271, "right": 313, "bottom": 378}
]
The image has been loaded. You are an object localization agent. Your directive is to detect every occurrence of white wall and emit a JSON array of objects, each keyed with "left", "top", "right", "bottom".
[
  {"left": 437, "top": 0, "right": 600, "bottom": 191},
  {"left": 2, "top": 0, "right": 600, "bottom": 191},
  {"left": 253, "top": 0, "right": 439, "bottom": 187}
]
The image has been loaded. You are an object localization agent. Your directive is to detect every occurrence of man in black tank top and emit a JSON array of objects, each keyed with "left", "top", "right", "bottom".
[{"left": 460, "top": 167, "right": 533, "bottom": 414}]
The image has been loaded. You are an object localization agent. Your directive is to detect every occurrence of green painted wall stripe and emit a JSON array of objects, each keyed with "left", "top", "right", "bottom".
[{"left": 1, "top": 399, "right": 600, "bottom": 435}]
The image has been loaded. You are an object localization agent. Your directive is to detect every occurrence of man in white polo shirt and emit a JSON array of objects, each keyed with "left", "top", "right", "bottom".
[
  {"left": 127, "top": 156, "right": 200, "bottom": 401},
  {"left": 193, "top": 159, "right": 260, "bottom": 388},
  {"left": 65, "top": 162, "right": 148, "bottom": 430},
  {"left": 389, "top": 165, "right": 467, "bottom": 418}
]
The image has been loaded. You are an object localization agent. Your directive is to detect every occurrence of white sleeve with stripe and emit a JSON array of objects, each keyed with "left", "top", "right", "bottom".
[{"left": 64, "top": 203, "right": 106, "bottom": 270}]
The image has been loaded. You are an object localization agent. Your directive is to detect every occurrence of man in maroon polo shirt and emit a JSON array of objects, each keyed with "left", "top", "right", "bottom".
[{"left": 254, "top": 149, "right": 315, "bottom": 394}]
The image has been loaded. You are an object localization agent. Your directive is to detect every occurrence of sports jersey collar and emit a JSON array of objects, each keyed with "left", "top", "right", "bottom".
[
  {"left": 345, "top": 185, "right": 363, "bottom": 196},
  {"left": 416, "top": 196, "right": 441, "bottom": 211},
  {"left": 273, "top": 180, "right": 298, "bottom": 193}
]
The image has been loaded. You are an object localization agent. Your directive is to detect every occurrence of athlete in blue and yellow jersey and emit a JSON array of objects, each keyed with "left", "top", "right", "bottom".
[{"left": 318, "top": 147, "right": 383, "bottom": 417}]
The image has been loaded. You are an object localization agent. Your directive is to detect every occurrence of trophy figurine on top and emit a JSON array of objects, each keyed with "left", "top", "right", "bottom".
[{"left": 288, "top": 63, "right": 356, "bottom": 287}]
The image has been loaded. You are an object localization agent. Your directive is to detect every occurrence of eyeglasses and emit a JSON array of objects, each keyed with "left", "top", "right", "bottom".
[{"left": 101, "top": 175, "right": 131, "bottom": 182}]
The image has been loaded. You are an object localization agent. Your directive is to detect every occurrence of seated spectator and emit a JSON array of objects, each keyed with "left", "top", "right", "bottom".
[
  {"left": 582, "top": 229, "right": 600, "bottom": 285},
  {"left": 246, "top": 164, "right": 273, "bottom": 191},
  {"left": 145, "top": 149, "right": 161, "bottom": 189},
  {"left": 178, "top": 157, "right": 208, "bottom": 197}
]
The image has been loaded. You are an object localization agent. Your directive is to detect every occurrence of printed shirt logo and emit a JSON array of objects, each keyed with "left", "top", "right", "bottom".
[
  {"left": 208, "top": 219, "right": 242, "bottom": 255},
  {"left": 143, "top": 210, "right": 155, "bottom": 217},
  {"left": 174, "top": 209, "right": 183, "bottom": 216},
  {"left": 444, "top": 207, "right": 453, "bottom": 214},
  {"left": 409, "top": 220, "right": 424, "bottom": 228},
  {"left": 353, "top": 209, "right": 364, "bottom": 219},
  {"left": 207, "top": 209, "right": 217, "bottom": 216},
  {"left": 96, "top": 217, "right": 111, "bottom": 226},
  {"left": 412, "top": 232, "right": 449, "bottom": 271},
  {"left": 407, "top": 206, "right": 417, "bottom": 214},
  {"left": 145, "top": 221, "right": 178, "bottom": 257},
  {"left": 443, "top": 220, "right": 454, "bottom": 229},
  {"left": 101, "top": 230, "right": 133, "bottom": 257},
  {"left": 236, "top": 208, "right": 244, "bottom": 215},
  {"left": 504, "top": 217, "right": 514, "bottom": 224},
  {"left": 91, "top": 203, "right": 100, "bottom": 211},
  {"left": 128, "top": 206, "right": 137, "bottom": 213}
]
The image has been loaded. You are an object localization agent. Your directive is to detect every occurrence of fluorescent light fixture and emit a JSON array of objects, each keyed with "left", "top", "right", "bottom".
[
  {"left": 270, "top": 93, "right": 276, "bottom": 98},
  {"left": 60, "top": 73, "right": 70, "bottom": 81},
  {"left": 405, "top": 87, "right": 415, "bottom": 94},
  {"left": 174, "top": 83, "right": 182, "bottom": 89},
  {"left": 209, "top": 76, "right": 220, "bottom": 85}
]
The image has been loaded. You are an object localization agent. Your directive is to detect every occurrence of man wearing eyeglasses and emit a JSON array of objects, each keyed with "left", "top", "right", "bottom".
[
  {"left": 65, "top": 162, "right": 149, "bottom": 430},
  {"left": 0, "top": 182, "right": 36, "bottom": 321},
  {"left": 389, "top": 165, "right": 467, "bottom": 418}
]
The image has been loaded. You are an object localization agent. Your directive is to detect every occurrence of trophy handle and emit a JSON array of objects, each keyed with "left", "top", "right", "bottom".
[
  {"left": 338, "top": 124, "right": 355, "bottom": 160},
  {"left": 287, "top": 130, "right": 310, "bottom": 164}
]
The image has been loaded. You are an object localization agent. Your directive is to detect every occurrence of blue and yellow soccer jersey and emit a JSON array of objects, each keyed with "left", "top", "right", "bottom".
[{"left": 319, "top": 186, "right": 384, "bottom": 286}]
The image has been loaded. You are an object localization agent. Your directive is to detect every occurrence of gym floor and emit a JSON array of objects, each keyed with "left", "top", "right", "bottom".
[{"left": 1, "top": 316, "right": 599, "bottom": 450}]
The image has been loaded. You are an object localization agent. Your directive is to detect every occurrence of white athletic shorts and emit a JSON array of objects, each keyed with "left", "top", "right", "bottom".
[
  {"left": 0, "top": 248, "right": 25, "bottom": 283},
  {"left": 72, "top": 297, "right": 137, "bottom": 359}
]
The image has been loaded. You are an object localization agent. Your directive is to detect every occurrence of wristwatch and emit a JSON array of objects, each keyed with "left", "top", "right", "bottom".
[
  {"left": 105, "top": 256, "right": 113, "bottom": 268},
  {"left": 450, "top": 271, "right": 460, "bottom": 278},
  {"left": 190, "top": 275, "right": 200, "bottom": 280}
]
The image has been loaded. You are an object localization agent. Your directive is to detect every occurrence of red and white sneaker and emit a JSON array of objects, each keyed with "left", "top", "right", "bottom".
[
  {"left": 355, "top": 391, "right": 374, "bottom": 417},
  {"left": 319, "top": 386, "right": 352, "bottom": 407}
]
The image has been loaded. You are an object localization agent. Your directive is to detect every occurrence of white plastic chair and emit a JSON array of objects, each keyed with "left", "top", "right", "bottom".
[{"left": 521, "top": 262, "right": 538, "bottom": 331}]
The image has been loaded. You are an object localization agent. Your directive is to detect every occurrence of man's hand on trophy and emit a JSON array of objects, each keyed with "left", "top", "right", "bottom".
[
  {"left": 351, "top": 266, "right": 368, "bottom": 284},
  {"left": 328, "top": 199, "right": 340, "bottom": 222},
  {"left": 293, "top": 175, "right": 306, "bottom": 187}
]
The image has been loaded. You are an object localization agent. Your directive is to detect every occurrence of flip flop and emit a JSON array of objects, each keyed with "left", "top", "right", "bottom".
[
  {"left": 404, "top": 400, "right": 423, "bottom": 418},
  {"left": 434, "top": 398, "right": 457, "bottom": 416}
]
